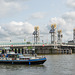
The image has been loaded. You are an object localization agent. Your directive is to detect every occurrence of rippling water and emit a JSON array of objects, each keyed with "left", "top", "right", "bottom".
[{"left": 0, "top": 54, "right": 75, "bottom": 75}]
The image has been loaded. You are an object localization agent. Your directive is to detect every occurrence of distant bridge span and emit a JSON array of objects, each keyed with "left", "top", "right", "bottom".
[{"left": 0, "top": 44, "right": 75, "bottom": 48}]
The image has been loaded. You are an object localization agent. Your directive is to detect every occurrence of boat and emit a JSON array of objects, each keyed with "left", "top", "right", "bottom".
[{"left": 0, "top": 51, "right": 46, "bottom": 65}]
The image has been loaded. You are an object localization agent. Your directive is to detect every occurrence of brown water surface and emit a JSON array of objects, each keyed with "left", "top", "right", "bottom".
[{"left": 0, "top": 54, "right": 75, "bottom": 75}]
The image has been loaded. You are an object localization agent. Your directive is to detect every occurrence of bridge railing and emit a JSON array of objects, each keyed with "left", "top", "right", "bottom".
[{"left": 0, "top": 42, "right": 51, "bottom": 46}]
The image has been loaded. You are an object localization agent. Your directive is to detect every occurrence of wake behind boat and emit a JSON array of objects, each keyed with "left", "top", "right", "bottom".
[{"left": 0, "top": 51, "right": 46, "bottom": 65}]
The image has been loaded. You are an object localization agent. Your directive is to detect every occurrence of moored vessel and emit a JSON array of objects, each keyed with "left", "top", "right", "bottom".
[{"left": 0, "top": 51, "right": 46, "bottom": 65}]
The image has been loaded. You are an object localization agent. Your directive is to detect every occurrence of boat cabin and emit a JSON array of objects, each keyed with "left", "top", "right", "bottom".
[{"left": 19, "top": 54, "right": 30, "bottom": 60}]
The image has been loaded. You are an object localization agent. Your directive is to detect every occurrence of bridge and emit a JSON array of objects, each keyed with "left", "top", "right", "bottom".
[
  {"left": 0, "top": 42, "right": 74, "bottom": 54},
  {"left": 0, "top": 42, "right": 75, "bottom": 47}
]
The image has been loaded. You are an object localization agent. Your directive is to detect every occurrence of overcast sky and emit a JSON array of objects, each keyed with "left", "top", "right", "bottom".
[{"left": 0, "top": 0, "right": 75, "bottom": 43}]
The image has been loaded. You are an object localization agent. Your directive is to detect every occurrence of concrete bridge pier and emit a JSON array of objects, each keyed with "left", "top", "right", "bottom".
[
  {"left": 18, "top": 48, "right": 20, "bottom": 53},
  {"left": 22, "top": 48, "right": 24, "bottom": 54}
]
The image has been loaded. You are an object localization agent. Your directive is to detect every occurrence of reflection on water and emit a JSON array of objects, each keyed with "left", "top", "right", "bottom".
[
  {"left": 0, "top": 64, "right": 46, "bottom": 75},
  {"left": 0, "top": 64, "right": 46, "bottom": 71},
  {"left": 0, "top": 54, "right": 75, "bottom": 75}
]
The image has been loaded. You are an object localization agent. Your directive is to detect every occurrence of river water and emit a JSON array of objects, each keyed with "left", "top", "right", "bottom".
[{"left": 0, "top": 54, "right": 75, "bottom": 75}]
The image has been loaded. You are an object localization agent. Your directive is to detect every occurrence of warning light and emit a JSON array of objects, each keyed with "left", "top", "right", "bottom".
[
  {"left": 11, "top": 45, "right": 13, "bottom": 47},
  {"left": 42, "top": 44, "right": 44, "bottom": 47}
]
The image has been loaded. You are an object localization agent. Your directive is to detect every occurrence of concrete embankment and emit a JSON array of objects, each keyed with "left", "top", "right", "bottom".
[{"left": 35, "top": 49, "right": 72, "bottom": 54}]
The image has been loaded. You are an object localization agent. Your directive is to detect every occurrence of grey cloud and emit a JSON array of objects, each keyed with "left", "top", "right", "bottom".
[
  {"left": 67, "top": 0, "right": 75, "bottom": 9},
  {"left": 0, "top": 21, "right": 34, "bottom": 41},
  {"left": 62, "top": 12, "right": 75, "bottom": 24},
  {"left": 0, "top": 0, "right": 28, "bottom": 18},
  {"left": 62, "top": 12, "right": 75, "bottom": 19},
  {"left": 3, "top": 21, "right": 34, "bottom": 35},
  {"left": 0, "top": 26, "right": 9, "bottom": 38}
]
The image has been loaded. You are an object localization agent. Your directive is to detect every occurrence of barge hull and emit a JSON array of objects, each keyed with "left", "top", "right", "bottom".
[{"left": 0, "top": 58, "right": 46, "bottom": 65}]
